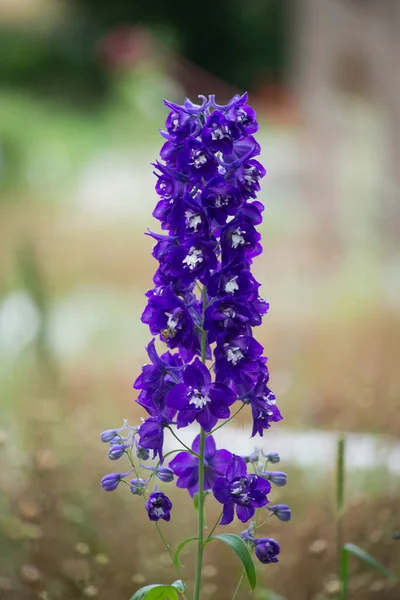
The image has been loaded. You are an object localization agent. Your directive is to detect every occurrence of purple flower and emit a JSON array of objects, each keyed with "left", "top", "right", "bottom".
[
  {"left": 204, "top": 297, "right": 262, "bottom": 343},
  {"left": 141, "top": 285, "right": 200, "bottom": 359},
  {"left": 214, "top": 335, "right": 264, "bottom": 388},
  {"left": 134, "top": 339, "right": 183, "bottom": 415},
  {"left": 254, "top": 538, "right": 280, "bottom": 564},
  {"left": 201, "top": 176, "right": 242, "bottom": 226},
  {"left": 179, "top": 139, "right": 218, "bottom": 182},
  {"left": 169, "top": 434, "right": 232, "bottom": 497},
  {"left": 208, "top": 264, "right": 260, "bottom": 301},
  {"left": 146, "top": 491, "right": 172, "bottom": 522},
  {"left": 165, "top": 358, "right": 236, "bottom": 431},
  {"left": 212, "top": 455, "right": 270, "bottom": 524},
  {"left": 138, "top": 415, "right": 171, "bottom": 462},
  {"left": 245, "top": 376, "right": 282, "bottom": 437},
  {"left": 202, "top": 110, "right": 240, "bottom": 154}
]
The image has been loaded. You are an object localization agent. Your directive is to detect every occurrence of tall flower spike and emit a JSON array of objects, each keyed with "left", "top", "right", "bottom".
[{"left": 100, "top": 94, "right": 289, "bottom": 600}]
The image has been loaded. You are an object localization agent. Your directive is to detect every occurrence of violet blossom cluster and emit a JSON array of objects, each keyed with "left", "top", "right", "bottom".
[{"left": 100, "top": 93, "right": 290, "bottom": 564}]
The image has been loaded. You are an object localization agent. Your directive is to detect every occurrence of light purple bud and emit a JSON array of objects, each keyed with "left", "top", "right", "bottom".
[
  {"left": 100, "top": 473, "right": 123, "bottom": 492},
  {"left": 155, "top": 466, "right": 174, "bottom": 483},
  {"left": 243, "top": 451, "right": 259, "bottom": 464},
  {"left": 108, "top": 443, "right": 128, "bottom": 460},
  {"left": 264, "top": 451, "right": 280, "bottom": 464},
  {"left": 130, "top": 478, "right": 146, "bottom": 495},
  {"left": 100, "top": 429, "right": 119, "bottom": 443},
  {"left": 136, "top": 445, "right": 150, "bottom": 461},
  {"left": 267, "top": 504, "right": 291, "bottom": 521},
  {"left": 261, "top": 471, "right": 287, "bottom": 487}
]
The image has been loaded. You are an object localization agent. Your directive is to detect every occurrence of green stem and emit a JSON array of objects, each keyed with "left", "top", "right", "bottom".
[
  {"left": 167, "top": 426, "right": 198, "bottom": 455},
  {"left": 193, "top": 285, "right": 208, "bottom": 600},
  {"left": 206, "top": 510, "right": 223, "bottom": 541},
  {"left": 155, "top": 523, "right": 188, "bottom": 600},
  {"left": 207, "top": 403, "right": 246, "bottom": 436},
  {"left": 232, "top": 569, "right": 245, "bottom": 600}
]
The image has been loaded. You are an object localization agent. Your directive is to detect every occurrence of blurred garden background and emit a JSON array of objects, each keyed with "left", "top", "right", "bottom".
[{"left": 0, "top": 0, "right": 399, "bottom": 599}]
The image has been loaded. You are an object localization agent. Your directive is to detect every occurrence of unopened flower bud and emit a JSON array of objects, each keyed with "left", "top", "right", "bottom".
[
  {"left": 243, "top": 451, "right": 259, "bottom": 464},
  {"left": 264, "top": 451, "right": 280, "bottom": 464},
  {"left": 261, "top": 470, "right": 287, "bottom": 487},
  {"left": 267, "top": 504, "right": 291, "bottom": 521},
  {"left": 130, "top": 478, "right": 146, "bottom": 495},
  {"left": 136, "top": 445, "right": 150, "bottom": 461},
  {"left": 108, "top": 443, "right": 128, "bottom": 461},
  {"left": 155, "top": 466, "right": 174, "bottom": 483}
]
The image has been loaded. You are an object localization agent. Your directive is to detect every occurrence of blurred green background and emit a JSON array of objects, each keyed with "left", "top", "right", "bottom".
[{"left": 0, "top": 1, "right": 399, "bottom": 599}]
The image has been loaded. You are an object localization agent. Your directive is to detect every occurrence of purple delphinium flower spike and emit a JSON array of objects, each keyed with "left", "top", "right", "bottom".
[
  {"left": 100, "top": 94, "right": 290, "bottom": 566},
  {"left": 212, "top": 455, "right": 270, "bottom": 524},
  {"left": 169, "top": 434, "right": 232, "bottom": 497}
]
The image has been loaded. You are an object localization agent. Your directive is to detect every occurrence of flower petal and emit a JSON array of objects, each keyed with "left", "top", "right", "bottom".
[
  {"left": 220, "top": 501, "right": 234, "bottom": 525},
  {"left": 212, "top": 477, "right": 230, "bottom": 503},
  {"left": 225, "top": 455, "right": 247, "bottom": 480},
  {"left": 236, "top": 505, "right": 255, "bottom": 523},
  {"left": 165, "top": 383, "right": 189, "bottom": 409}
]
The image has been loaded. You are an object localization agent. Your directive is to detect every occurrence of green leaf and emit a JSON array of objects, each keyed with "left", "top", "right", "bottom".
[
  {"left": 343, "top": 543, "right": 399, "bottom": 582},
  {"left": 173, "top": 537, "right": 199, "bottom": 567},
  {"left": 209, "top": 533, "right": 256, "bottom": 590},
  {"left": 131, "top": 580, "right": 185, "bottom": 600}
]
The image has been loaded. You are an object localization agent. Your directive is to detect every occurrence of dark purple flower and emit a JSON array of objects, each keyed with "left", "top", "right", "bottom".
[
  {"left": 146, "top": 491, "right": 172, "bottom": 522},
  {"left": 267, "top": 504, "right": 292, "bottom": 522},
  {"left": 178, "top": 139, "right": 218, "bottom": 182},
  {"left": 212, "top": 455, "right": 270, "bottom": 524},
  {"left": 208, "top": 264, "right": 260, "bottom": 301},
  {"left": 165, "top": 358, "right": 236, "bottom": 431},
  {"left": 214, "top": 335, "right": 264, "bottom": 388},
  {"left": 138, "top": 415, "right": 171, "bottom": 462},
  {"left": 201, "top": 176, "right": 242, "bottom": 226},
  {"left": 204, "top": 297, "right": 262, "bottom": 343},
  {"left": 233, "top": 159, "right": 266, "bottom": 199},
  {"left": 164, "top": 109, "right": 201, "bottom": 142},
  {"left": 134, "top": 338, "right": 183, "bottom": 415},
  {"left": 244, "top": 377, "right": 282, "bottom": 437},
  {"left": 162, "top": 238, "right": 218, "bottom": 286},
  {"left": 220, "top": 217, "right": 262, "bottom": 265},
  {"left": 141, "top": 285, "right": 200, "bottom": 359},
  {"left": 254, "top": 538, "right": 280, "bottom": 564},
  {"left": 202, "top": 110, "right": 240, "bottom": 154},
  {"left": 169, "top": 434, "right": 232, "bottom": 497}
]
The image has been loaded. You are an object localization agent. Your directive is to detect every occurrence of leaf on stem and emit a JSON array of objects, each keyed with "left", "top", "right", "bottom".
[
  {"left": 207, "top": 533, "right": 256, "bottom": 590},
  {"left": 173, "top": 537, "right": 199, "bottom": 567},
  {"left": 131, "top": 580, "right": 186, "bottom": 600}
]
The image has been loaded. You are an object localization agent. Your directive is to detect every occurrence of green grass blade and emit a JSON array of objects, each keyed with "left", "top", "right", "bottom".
[{"left": 343, "top": 543, "right": 399, "bottom": 582}]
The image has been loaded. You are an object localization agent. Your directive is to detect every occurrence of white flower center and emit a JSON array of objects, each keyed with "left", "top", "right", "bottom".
[
  {"left": 185, "top": 211, "right": 202, "bottom": 231},
  {"left": 225, "top": 276, "right": 239, "bottom": 294},
  {"left": 182, "top": 246, "right": 203, "bottom": 270},
  {"left": 231, "top": 228, "right": 245, "bottom": 248},
  {"left": 226, "top": 345, "right": 244, "bottom": 365},
  {"left": 189, "top": 389, "right": 211, "bottom": 409},
  {"left": 263, "top": 393, "right": 276, "bottom": 406},
  {"left": 215, "top": 194, "right": 229, "bottom": 208},
  {"left": 172, "top": 116, "right": 179, "bottom": 131},
  {"left": 153, "top": 506, "right": 165, "bottom": 517},
  {"left": 244, "top": 167, "right": 258, "bottom": 185},
  {"left": 191, "top": 151, "right": 207, "bottom": 169},
  {"left": 165, "top": 312, "right": 179, "bottom": 331}
]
